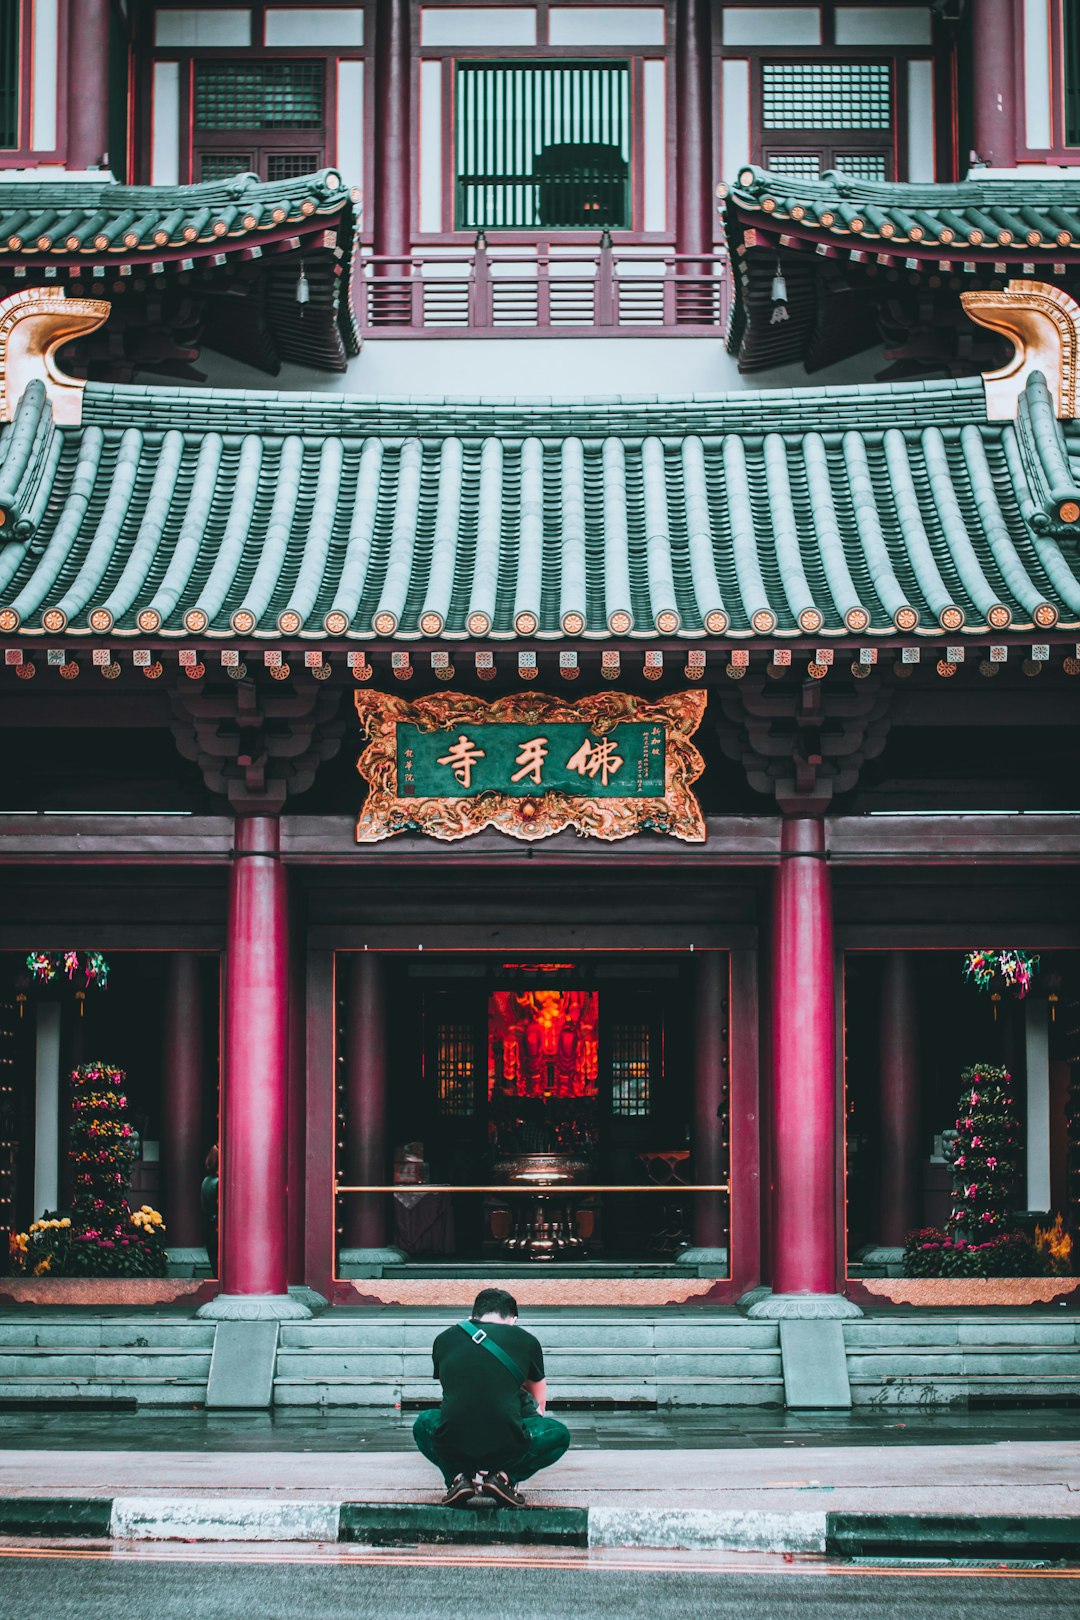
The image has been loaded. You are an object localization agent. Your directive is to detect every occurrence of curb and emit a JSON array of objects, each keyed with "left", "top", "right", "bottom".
[{"left": 0, "top": 1498, "right": 1078, "bottom": 1559}]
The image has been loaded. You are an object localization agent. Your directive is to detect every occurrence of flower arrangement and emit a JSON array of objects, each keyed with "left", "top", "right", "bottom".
[
  {"left": 962, "top": 949, "right": 1039, "bottom": 999},
  {"left": 24, "top": 950, "right": 109, "bottom": 989},
  {"left": 946, "top": 1063, "right": 1019, "bottom": 1239},
  {"left": 903, "top": 1227, "right": 1042, "bottom": 1278},
  {"left": 6, "top": 1062, "right": 167, "bottom": 1279}
]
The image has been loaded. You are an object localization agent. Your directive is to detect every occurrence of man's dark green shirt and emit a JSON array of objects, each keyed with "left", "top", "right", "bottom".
[{"left": 431, "top": 1321, "right": 545, "bottom": 1469}]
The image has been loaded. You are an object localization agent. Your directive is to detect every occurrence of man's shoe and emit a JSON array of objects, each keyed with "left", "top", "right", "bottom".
[
  {"left": 442, "top": 1473, "right": 476, "bottom": 1507},
  {"left": 481, "top": 1471, "right": 525, "bottom": 1509}
]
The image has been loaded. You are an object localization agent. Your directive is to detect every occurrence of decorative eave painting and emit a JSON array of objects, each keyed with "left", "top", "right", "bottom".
[{"left": 354, "top": 690, "right": 707, "bottom": 843}]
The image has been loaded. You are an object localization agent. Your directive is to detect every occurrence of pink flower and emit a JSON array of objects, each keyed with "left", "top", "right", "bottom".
[
  {"left": 971, "top": 1136, "right": 983, "bottom": 1147},
  {"left": 986, "top": 1157, "right": 997, "bottom": 1169}
]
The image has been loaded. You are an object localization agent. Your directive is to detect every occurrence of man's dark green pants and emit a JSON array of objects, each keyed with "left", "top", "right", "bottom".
[{"left": 413, "top": 1408, "right": 571, "bottom": 1486}]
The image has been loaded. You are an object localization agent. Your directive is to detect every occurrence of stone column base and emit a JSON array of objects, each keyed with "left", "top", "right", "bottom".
[
  {"left": 855, "top": 1246, "right": 905, "bottom": 1266},
  {"left": 746, "top": 1291, "right": 863, "bottom": 1320},
  {"left": 196, "top": 1292, "right": 312, "bottom": 1321}
]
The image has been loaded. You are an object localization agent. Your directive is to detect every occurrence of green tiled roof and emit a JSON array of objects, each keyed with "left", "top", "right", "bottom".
[
  {"left": 0, "top": 372, "right": 1078, "bottom": 642},
  {"left": 722, "top": 167, "right": 1080, "bottom": 252},
  {"left": 0, "top": 169, "right": 355, "bottom": 260}
]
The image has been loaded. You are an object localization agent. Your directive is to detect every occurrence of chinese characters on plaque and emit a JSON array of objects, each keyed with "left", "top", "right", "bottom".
[{"left": 355, "top": 690, "right": 706, "bottom": 843}]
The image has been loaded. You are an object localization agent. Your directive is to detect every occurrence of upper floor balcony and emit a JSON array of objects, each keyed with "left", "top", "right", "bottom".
[{"left": 358, "top": 239, "right": 730, "bottom": 337}]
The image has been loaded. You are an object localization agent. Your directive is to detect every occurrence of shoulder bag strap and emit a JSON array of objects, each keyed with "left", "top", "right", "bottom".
[{"left": 456, "top": 1319, "right": 527, "bottom": 1383}]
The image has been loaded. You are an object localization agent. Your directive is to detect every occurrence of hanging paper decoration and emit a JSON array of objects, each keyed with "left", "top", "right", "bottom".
[
  {"left": 25, "top": 951, "right": 110, "bottom": 991},
  {"left": 963, "top": 949, "right": 1039, "bottom": 1000}
]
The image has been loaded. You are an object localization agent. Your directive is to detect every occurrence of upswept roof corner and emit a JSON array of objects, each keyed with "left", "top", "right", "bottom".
[
  {"left": 719, "top": 168, "right": 1080, "bottom": 377},
  {"left": 0, "top": 167, "right": 356, "bottom": 259},
  {"left": 0, "top": 288, "right": 1077, "bottom": 643},
  {"left": 721, "top": 167, "right": 1080, "bottom": 253}
]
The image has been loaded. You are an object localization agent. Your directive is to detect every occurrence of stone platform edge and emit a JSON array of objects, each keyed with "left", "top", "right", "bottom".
[{"left": 2, "top": 1497, "right": 1080, "bottom": 1557}]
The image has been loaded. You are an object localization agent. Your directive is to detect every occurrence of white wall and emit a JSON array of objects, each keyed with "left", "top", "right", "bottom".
[
  {"left": 193, "top": 336, "right": 886, "bottom": 398},
  {"left": 31, "top": 0, "right": 59, "bottom": 151}
]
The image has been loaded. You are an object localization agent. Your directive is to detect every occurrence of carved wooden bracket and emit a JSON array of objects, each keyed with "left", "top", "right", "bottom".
[
  {"left": 170, "top": 677, "right": 345, "bottom": 813},
  {"left": 715, "top": 675, "right": 892, "bottom": 815},
  {"left": 0, "top": 287, "right": 111, "bottom": 425},
  {"left": 962, "top": 279, "right": 1080, "bottom": 420}
]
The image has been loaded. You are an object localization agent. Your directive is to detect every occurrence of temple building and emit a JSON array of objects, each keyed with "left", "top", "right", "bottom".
[{"left": 0, "top": 3, "right": 1078, "bottom": 1406}]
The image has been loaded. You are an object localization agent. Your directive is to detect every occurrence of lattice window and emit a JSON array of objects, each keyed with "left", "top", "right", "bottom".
[
  {"left": 761, "top": 151, "right": 824, "bottom": 180},
  {"left": 0, "top": 0, "right": 18, "bottom": 149},
  {"left": 435, "top": 1023, "right": 476, "bottom": 1117},
  {"left": 199, "top": 152, "right": 255, "bottom": 181},
  {"left": 611, "top": 1022, "right": 650, "bottom": 1118},
  {"left": 763, "top": 150, "right": 889, "bottom": 181},
  {"left": 194, "top": 61, "right": 325, "bottom": 131},
  {"left": 762, "top": 62, "right": 891, "bottom": 130},
  {"left": 832, "top": 152, "right": 889, "bottom": 180},
  {"left": 455, "top": 61, "right": 631, "bottom": 231},
  {"left": 268, "top": 151, "right": 324, "bottom": 181}
]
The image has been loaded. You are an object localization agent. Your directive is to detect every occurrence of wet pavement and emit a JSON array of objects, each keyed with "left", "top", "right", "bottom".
[{"left": 2, "top": 1403, "right": 1080, "bottom": 1454}]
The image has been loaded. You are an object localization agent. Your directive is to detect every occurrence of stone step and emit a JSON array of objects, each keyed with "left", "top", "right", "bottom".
[
  {"left": 0, "top": 1377, "right": 209, "bottom": 1405},
  {"left": 0, "top": 1321, "right": 216, "bottom": 1349},
  {"left": 844, "top": 1321, "right": 1080, "bottom": 1349},
  {"left": 847, "top": 1349, "right": 1080, "bottom": 1378},
  {"left": 275, "top": 1348, "right": 781, "bottom": 1380},
  {"left": 278, "top": 1320, "right": 778, "bottom": 1351},
  {"left": 273, "top": 1375, "right": 784, "bottom": 1408},
  {"left": 0, "top": 1350, "right": 212, "bottom": 1380}
]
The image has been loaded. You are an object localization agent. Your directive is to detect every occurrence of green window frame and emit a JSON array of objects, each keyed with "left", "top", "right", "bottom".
[{"left": 454, "top": 60, "right": 632, "bottom": 232}]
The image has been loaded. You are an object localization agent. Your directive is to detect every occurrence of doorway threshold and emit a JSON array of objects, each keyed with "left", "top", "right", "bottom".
[{"left": 339, "top": 1261, "right": 728, "bottom": 1281}]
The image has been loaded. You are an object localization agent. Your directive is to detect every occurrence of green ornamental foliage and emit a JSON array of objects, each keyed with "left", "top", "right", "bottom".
[
  {"left": 946, "top": 1063, "right": 1019, "bottom": 1239},
  {"left": 7, "top": 1062, "right": 167, "bottom": 1278}
]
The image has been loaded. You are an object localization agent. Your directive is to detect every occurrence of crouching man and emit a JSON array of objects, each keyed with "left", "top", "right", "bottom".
[{"left": 413, "top": 1287, "right": 570, "bottom": 1508}]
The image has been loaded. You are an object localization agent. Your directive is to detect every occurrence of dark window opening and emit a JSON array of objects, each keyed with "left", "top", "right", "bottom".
[
  {"left": 455, "top": 61, "right": 631, "bottom": 231},
  {"left": 1067, "top": 0, "right": 1080, "bottom": 146},
  {"left": 192, "top": 61, "right": 326, "bottom": 182},
  {"left": 0, "top": 0, "right": 19, "bottom": 149},
  {"left": 762, "top": 61, "right": 891, "bottom": 130},
  {"left": 194, "top": 61, "right": 325, "bottom": 131},
  {"left": 758, "top": 60, "right": 894, "bottom": 180}
]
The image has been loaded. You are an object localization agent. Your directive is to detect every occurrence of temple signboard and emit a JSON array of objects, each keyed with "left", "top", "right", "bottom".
[{"left": 354, "top": 690, "right": 706, "bottom": 843}]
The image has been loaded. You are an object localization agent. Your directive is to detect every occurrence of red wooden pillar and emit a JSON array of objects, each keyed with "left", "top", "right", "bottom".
[
  {"left": 674, "top": 0, "right": 714, "bottom": 261},
  {"left": 198, "top": 817, "right": 309, "bottom": 1319},
  {"left": 692, "top": 951, "right": 727, "bottom": 1249},
  {"left": 750, "top": 816, "right": 859, "bottom": 1317},
  {"left": 286, "top": 913, "right": 307, "bottom": 1285},
  {"left": 373, "top": 0, "right": 412, "bottom": 261},
  {"left": 879, "top": 953, "right": 921, "bottom": 1249},
  {"left": 161, "top": 954, "right": 205, "bottom": 1250},
  {"left": 67, "top": 0, "right": 111, "bottom": 170},
  {"left": 343, "top": 953, "right": 389, "bottom": 1250},
  {"left": 970, "top": 0, "right": 1017, "bottom": 168}
]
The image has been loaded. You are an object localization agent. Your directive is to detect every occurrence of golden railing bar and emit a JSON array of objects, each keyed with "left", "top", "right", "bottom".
[{"left": 335, "top": 1184, "right": 731, "bottom": 1195}]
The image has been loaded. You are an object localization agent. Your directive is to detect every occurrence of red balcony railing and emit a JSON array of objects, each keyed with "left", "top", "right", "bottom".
[{"left": 359, "top": 243, "right": 731, "bottom": 336}]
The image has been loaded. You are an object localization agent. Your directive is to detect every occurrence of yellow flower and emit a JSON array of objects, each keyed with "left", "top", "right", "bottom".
[
  {"left": 151, "top": 1211, "right": 162, "bottom": 1223},
  {"left": 60, "top": 1218, "right": 70, "bottom": 1228},
  {"left": 32, "top": 1256, "right": 52, "bottom": 1276},
  {"left": 141, "top": 1205, "right": 152, "bottom": 1213}
]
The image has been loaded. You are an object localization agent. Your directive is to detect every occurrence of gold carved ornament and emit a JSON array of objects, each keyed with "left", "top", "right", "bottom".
[
  {"left": 353, "top": 688, "right": 708, "bottom": 844},
  {"left": 961, "top": 279, "right": 1080, "bottom": 420},
  {"left": 0, "top": 287, "right": 111, "bottom": 426}
]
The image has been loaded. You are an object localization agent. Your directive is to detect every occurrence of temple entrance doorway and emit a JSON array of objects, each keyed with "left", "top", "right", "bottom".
[
  {"left": 843, "top": 948, "right": 1078, "bottom": 1277},
  {"left": 335, "top": 954, "right": 731, "bottom": 1275}
]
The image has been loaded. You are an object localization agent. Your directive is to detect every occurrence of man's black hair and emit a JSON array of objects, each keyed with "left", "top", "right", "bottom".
[{"left": 471, "top": 1287, "right": 519, "bottom": 1320}]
